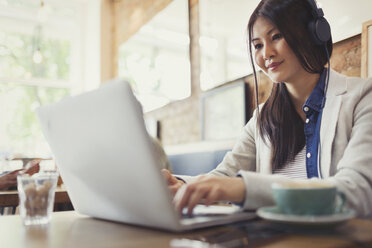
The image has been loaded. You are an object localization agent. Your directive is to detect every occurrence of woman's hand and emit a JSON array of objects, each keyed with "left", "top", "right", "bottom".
[
  {"left": 161, "top": 169, "right": 185, "bottom": 196},
  {"left": 173, "top": 176, "right": 246, "bottom": 215}
]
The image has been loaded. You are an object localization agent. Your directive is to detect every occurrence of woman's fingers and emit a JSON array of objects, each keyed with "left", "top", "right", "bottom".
[
  {"left": 161, "top": 169, "right": 171, "bottom": 182},
  {"left": 161, "top": 169, "right": 177, "bottom": 184},
  {"left": 162, "top": 169, "right": 185, "bottom": 196},
  {"left": 174, "top": 184, "right": 191, "bottom": 212},
  {"left": 174, "top": 182, "right": 201, "bottom": 213},
  {"left": 204, "top": 187, "right": 221, "bottom": 206},
  {"left": 186, "top": 186, "right": 209, "bottom": 215},
  {"left": 173, "top": 177, "right": 245, "bottom": 215},
  {"left": 174, "top": 180, "right": 212, "bottom": 215},
  {"left": 169, "top": 184, "right": 182, "bottom": 195}
]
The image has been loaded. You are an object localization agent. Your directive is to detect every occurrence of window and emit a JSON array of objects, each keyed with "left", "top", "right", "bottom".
[
  {"left": 199, "top": 0, "right": 254, "bottom": 91},
  {"left": 118, "top": 0, "right": 191, "bottom": 113},
  {"left": 0, "top": 0, "right": 80, "bottom": 159},
  {"left": 200, "top": 81, "right": 250, "bottom": 140}
]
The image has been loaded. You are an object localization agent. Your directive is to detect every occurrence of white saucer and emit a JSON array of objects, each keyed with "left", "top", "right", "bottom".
[{"left": 257, "top": 206, "right": 356, "bottom": 227}]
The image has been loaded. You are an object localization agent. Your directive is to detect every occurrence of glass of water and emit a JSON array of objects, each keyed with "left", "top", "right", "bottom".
[{"left": 17, "top": 172, "right": 59, "bottom": 225}]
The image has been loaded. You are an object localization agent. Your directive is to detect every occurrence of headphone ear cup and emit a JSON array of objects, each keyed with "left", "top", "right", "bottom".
[
  {"left": 309, "top": 17, "right": 331, "bottom": 45},
  {"left": 315, "top": 17, "right": 331, "bottom": 43}
]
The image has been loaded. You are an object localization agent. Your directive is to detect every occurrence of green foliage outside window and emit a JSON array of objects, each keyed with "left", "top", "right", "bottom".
[
  {"left": 0, "top": 30, "right": 71, "bottom": 157},
  {"left": 0, "top": 31, "right": 70, "bottom": 80}
]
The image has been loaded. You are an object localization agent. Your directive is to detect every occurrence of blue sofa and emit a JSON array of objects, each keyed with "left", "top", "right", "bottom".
[
  {"left": 166, "top": 141, "right": 235, "bottom": 176},
  {"left": 168, "top": 149, "right": 230, "bottom": 176}
]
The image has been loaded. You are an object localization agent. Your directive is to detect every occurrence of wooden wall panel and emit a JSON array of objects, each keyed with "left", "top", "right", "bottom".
[
  {"left": 361, "top": 20, "right": 372, "bottom": 78},
  {"left": 100, "top": 0, "right": 173, "bottom": 82}
]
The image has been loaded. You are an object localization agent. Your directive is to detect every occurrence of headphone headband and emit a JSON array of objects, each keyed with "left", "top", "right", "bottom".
[
  {"left": 307, "top": 0, "right": 319, "bottom": 14},
  {"left": 306, "top": 0, "right": 331, "bottom": 45}
]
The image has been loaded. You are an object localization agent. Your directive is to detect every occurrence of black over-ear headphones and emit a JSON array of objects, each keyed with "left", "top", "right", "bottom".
[{"left": 307, "top": 0, "right": 331, "bottom": 45}]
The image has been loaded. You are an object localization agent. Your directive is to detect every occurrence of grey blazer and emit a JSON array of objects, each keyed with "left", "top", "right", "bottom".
[{"left": 209, "top": 70, "right": 372, "bottom": 217}]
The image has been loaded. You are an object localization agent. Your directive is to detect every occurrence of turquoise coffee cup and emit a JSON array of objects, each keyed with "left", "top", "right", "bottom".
[{"left": 272, "top": 181, "right": 346, "bottom": 216}]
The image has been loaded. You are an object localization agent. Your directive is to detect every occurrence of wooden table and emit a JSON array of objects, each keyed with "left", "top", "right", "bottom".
[
  {"left": 0, "top": 211, "right": 371, "bottom": 248},
  {"left": 0, "top": 186, "right": 70, "bottom": 207}
]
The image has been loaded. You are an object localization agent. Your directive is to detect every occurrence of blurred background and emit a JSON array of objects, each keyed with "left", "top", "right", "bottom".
[{"left": 1, "top": 0, "right": 372, "bottom": 169}]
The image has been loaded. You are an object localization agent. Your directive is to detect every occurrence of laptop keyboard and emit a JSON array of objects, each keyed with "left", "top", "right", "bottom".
[{"left": 181, "top": 204, "right": 241, "bottom": 218}]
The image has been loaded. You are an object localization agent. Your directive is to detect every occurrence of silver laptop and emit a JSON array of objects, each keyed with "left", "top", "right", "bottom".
[{"left": 36, "top": 79, "right": 256, "bottom": 232}]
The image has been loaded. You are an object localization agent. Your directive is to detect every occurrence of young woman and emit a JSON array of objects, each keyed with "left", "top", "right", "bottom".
[{"left": 163, "top": 0, "right": 372, "bottom": 217}]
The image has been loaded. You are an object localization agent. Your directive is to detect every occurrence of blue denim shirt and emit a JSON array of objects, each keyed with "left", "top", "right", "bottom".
[{"left": 303, "top": 69, "right": 327, "bottom": 178}]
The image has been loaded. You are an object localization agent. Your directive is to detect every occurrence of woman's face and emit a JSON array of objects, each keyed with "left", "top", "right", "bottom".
[{"left": 252, "top": 17, "right": 305, "bottom": 83}]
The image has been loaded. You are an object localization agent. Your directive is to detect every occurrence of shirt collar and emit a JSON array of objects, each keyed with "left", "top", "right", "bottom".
[{"left": 303, "top": 68, "right": 327, "bottom": 113}]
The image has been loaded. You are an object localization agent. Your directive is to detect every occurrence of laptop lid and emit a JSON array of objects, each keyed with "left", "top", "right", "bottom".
[{"left": 37, "top": 79, "right": 182, "bottom": 230}]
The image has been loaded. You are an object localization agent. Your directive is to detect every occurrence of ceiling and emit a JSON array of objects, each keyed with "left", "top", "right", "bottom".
[
  {"left": 155, "top": 0, "right": 372, "bottom": 43},
  {"left": 199, "top": 0, "right": 372, "bottom": 43}
]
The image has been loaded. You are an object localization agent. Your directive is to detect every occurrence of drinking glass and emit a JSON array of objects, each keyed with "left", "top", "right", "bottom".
[{"left": 17, "top": 172, "right": 59, "bottom": 225}]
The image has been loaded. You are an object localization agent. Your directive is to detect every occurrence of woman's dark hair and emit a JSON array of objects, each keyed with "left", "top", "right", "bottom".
[{"left": 247, "top": 0, "right": 333, "bottom": 170}]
